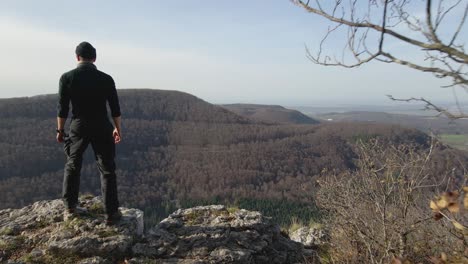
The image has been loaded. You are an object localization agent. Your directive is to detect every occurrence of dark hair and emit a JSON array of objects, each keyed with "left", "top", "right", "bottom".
[{"left": 75, "top": 41, "right": 96, "bottom": 59}]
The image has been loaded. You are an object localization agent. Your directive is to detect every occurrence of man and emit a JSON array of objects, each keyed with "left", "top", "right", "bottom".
[{"left": 56, "top": 41, "right": 122, "bottom": 225}]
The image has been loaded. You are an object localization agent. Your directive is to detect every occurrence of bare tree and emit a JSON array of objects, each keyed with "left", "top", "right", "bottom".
[
  {"left": 316, "top": 139, "right": 465, "bottom": 263},
  {"left": 292, "top": 0, "right": 468, "bottom": 119}
]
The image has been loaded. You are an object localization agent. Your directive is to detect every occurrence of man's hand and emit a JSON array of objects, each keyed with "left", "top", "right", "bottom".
[
  {"left": 56, "top": 132, "right": 65, "bottom": 143},
  {"left": 112, "top": 116, "right": 122, "bottom": 144},
  {"left": 113, "top": 128, "right": 121, "bottom": 144},
  {"left": 56, "top": 117, "right": 66, "bottom": 143}
]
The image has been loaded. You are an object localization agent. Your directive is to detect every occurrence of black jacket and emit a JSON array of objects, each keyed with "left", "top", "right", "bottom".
[{"left": 57, "top": 62, "right": 121, "bottom": 120}]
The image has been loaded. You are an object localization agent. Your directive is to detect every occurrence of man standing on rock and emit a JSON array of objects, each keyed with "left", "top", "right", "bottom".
[{"left": 56, "top": 41, "right": 122, "bottom": 225}]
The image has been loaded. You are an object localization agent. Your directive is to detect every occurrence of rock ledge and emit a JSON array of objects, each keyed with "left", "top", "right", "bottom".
[{"left": 0, "top": 197, "right": 306, "bottom": 263}]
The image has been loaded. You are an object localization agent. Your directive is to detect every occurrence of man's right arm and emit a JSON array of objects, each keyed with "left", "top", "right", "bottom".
[
  {"left": 56, "top": 74, "right": 69, "bottom": 143},
  {"left": 57, "top": 74, "right": 70, "bottom": 119}
]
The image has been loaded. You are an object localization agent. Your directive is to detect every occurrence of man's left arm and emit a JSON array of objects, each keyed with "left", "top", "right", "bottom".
[{"left": 108, "top": 77, "right": 122, "bottom": 144}]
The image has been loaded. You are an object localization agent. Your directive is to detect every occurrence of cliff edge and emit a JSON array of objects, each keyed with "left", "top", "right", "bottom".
[{"left": 0, "top": 196, "right": 307, "bottom": 263}]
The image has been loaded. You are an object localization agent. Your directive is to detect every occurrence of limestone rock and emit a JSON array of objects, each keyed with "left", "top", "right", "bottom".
[
  {"left": 0, "top": 196, "right": 143, "bottom": 263},
  {"left": 133, "top": 205, "right": 305, "bottom": 263},
  {"left": 78, "top": 256, "right": 111, "bottom": 264},
  {"left": 290, "top": 226, "right": 327, "bottom": 248},
  {"left": 0, "top": 198, "right": 307, "bottom": 263}
]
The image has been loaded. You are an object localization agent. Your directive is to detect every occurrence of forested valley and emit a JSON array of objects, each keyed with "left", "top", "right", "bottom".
[{"left": 0, "top": 89, "right": 466, "bottom": 229}]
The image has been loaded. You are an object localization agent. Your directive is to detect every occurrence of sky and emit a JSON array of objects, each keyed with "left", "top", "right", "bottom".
[{"left": 0, "top": 0, "right": 466, "bottom": 106}]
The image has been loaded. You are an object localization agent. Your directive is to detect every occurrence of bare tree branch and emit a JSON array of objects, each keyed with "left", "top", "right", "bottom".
[
  {"left": 380, "top": 51, "right": 467, "bottom": 85},
  {"left": 292, "top": 0, "right": 468, "bottom": 119},
  {"left": 449, "top": 2, "right": 468, "bottom": 46},
  {"left": 292, "top": 0, "right": 468, "bottom": 62},
  {"left": 425, "top": 0, "right": 441, "bottom": 43},
  {"left": 316, "top": 140, "right": 463, "bottom": 262},
  {"left": 387, "top": 95, "right": 468, "bottom": 119}
]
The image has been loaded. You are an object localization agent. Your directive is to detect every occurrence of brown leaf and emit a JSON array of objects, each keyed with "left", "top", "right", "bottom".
[
  {"left": 462, "top": 186, "right": 468, "bottom": 193},
  {"left": 430, "top": 200, "right": 439, "bottom": 211},
  {"left": 447, "top": 202, "right": 460, "bottom": 213},
  {"left": 444, "top": 191, "right": 459, "bottom": 203},
  {"left": 433, "top": 212, "right": 443, "bottom": 221},
  {"left": 436, "top": 198, "right": 448, "bottom": 209}
]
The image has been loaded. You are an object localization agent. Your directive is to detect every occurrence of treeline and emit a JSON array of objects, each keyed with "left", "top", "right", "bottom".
[{"left": 0, "top": 89, "right": 248, "bottom": 123}]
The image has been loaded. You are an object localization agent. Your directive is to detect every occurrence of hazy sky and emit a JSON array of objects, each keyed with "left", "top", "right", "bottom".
[{"left": 0, "top": 1, "right": 466, "bottom": 106}]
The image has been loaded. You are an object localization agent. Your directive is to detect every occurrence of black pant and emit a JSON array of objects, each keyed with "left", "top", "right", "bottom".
[{"left": 62, "top": 118, "right": 119, "bottom": 214}]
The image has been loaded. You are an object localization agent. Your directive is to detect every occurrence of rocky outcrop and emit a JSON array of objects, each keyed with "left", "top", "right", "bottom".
[
  {"left": 131, "top": 205, "right": 304, "bottom": 263},
  {"left": 0, "top": 197, "right": 308, "bottom": 263},
  {"left": 289, "top": 226, "right": 327, "bottom": 248},
  {"left": 0, "top": 196, "right": 143, "bottom": 263}
]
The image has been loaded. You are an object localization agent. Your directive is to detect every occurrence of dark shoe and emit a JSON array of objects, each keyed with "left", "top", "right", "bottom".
[{"left": 106, "top": 211, "right": 122, "bottom": 226}]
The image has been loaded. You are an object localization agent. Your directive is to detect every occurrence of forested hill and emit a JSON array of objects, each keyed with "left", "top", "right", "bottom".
[
  {"left": 0, "top": 89, "right": 249, "bottom": 123},
  {"left": 221, "top": 104, "right": 319, "bottom": 125},
  {"left": 0, "top": 89, "right": 465, "bottom": 226}
]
